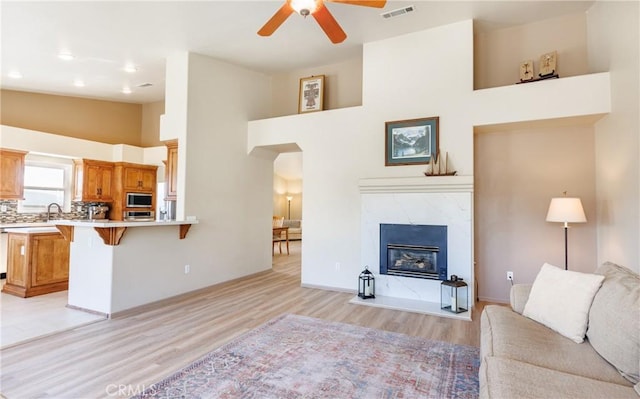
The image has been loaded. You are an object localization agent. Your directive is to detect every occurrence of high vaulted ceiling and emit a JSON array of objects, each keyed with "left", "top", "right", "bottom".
[{"left": 1, "top": 1, "right": 594, "bottom": 104}]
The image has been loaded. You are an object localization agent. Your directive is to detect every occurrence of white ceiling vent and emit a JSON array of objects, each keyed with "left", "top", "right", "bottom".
[
  {"left": 381, "top": 5, "right": 415, "bottom": 19},
  {"left": 136, "top": 82, "right": 153, "bottom": 88}
]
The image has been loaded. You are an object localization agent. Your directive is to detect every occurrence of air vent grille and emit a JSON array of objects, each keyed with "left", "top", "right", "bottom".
[{"left": 381, "top": 5, "right": 415, "bottom": 19}]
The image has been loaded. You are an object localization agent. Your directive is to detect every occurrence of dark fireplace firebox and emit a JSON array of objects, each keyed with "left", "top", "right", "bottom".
[{"left": 380, "top": 224, "right": 447, "bottom": 280}]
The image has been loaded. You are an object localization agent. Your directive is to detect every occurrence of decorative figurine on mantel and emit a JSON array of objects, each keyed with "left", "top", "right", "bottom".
[{"left": 424, "top": 150, "right": 457, "bottom": 176}]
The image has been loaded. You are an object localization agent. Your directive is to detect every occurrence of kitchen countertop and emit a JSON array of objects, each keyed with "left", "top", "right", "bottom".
[
  {"left": 49, "top": 219, "right": 198, "bottom": 228},
  {"left": 0, "top": 222, "right": 52, "bottom": 230},
  {"left": 3, "top": 226, "right": 60, "bottom": 234}
]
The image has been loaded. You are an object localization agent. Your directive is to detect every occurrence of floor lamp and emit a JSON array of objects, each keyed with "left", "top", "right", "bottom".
[
  {"left": 286, "top": 196, "right": 293, "bottom": 220},
  {"left": 546, "top": 193, "right": 587, "bottom": 270}
]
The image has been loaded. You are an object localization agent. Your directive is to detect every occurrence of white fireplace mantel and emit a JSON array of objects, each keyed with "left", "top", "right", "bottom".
[
  {"left": 358, "top": 175, "right": 473, "bottom": 194},
  {"left": 357, "top": 174, "right": 474, "bottom": 320}
]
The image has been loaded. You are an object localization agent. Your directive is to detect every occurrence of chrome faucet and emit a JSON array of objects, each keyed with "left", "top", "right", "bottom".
[{"left": 47, "top": 202, "right": 63, "bottom": 221}]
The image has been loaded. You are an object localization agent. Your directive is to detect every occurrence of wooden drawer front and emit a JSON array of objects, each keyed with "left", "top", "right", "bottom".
[{"left": 30, "top": 234, "right": 69, "bottom": 287}]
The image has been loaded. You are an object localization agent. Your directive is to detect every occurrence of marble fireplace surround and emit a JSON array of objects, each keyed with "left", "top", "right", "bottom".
[{"left": 351, "top": 176, "right": 473, "bottom": 321}]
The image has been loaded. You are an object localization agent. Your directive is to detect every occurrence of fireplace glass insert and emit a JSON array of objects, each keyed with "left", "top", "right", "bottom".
[{"left": 380, "top": 224, "right": 447, "bottom": 280}]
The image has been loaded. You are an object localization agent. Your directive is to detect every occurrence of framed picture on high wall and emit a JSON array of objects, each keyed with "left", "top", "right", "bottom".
[
  {"left": 385, "top": 116, "right": 439, "bottom": 166},
  {"left": 298, "top": 75, "right": 325, "bottom": 114}
]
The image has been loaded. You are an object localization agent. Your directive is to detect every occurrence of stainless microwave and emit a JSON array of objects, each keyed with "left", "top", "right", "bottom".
[{"left": 126, "top": 192, "right": 153, "bottom": 208}]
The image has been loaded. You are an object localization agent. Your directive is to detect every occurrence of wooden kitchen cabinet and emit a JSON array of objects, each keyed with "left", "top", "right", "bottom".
[
  {"left": 0, "top": 149, "right": 27, "bottom": 199},
  {"left": 110, "top": 162, "right": 158, "bottom": 221},
  {"left": 2, "top": 230, "right": 70, "bottom": 297},
  {"left": 165, "top": 140, "right": 178, "bottom": 201},
  {"left": 73, "top": 159, "right": 114, "bottom": 202},
  {"left": 119, "top": 163, "right": 157, "bottom": 192}
]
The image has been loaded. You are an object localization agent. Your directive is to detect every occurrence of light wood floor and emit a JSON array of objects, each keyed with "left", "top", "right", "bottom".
[
  {"left": 0, "top": 285, "right": 106, "bottom": 349},
  {"left": 0, "top": 241, "right": 485, "bottom": 399}
]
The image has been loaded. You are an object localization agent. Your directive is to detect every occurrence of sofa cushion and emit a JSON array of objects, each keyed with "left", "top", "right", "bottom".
[
  {"left": 481, "top": 305, "right": 631, "bottom": 386},
  {"left": 523, "top": 263, "right": 604, "bottom": 343},
  {"left": 480, "top": 357, "right": 637, "bottom": 399},
  {"left": 587, "top": 262, "right": 640, "bottom": 384},
  {"left": 509, "top": 283, "right": 532, "bottom": 314}
]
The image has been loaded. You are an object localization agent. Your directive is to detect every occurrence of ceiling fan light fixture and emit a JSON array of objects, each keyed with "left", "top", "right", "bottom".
[{"left": 291, "top": 0, "right": 319, "bottom": 16}]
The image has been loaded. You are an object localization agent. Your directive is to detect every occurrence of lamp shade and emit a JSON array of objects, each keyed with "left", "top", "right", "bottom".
[{"left": 546, "top": 197, "right": 587, "bottom": 223}]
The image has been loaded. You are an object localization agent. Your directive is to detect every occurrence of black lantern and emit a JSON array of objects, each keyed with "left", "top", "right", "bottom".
[
  {"left": 441, "top": 275, "right": 468, "bottom": 313},
  {"left": 358, "top": 266, "right": 375, "bottom": 299}
]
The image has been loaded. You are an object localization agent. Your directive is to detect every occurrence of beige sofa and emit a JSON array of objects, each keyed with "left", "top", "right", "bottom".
[
  {"left": 283, "top": 219, "right": 302, "bottom": 240},
  {"left": 480, "top": 262, "right": 639, "bottom": 399}
]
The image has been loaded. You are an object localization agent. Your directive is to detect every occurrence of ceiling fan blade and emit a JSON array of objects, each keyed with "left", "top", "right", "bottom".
[
  {"left": 313, "top": 4, "right": 347, "bottom": 44},
  {"left": 327, "top": 0, "right": 387, "bottom": 8},
  {"left": 258, "top": 3, "right": 294, "bottom": 36}
]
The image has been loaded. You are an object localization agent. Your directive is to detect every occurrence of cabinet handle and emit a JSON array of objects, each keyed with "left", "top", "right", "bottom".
[{"left": 20, "top": 245, "right": 25, "bottom": 256}]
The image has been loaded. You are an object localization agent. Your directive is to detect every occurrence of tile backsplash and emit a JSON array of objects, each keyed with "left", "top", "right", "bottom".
[{"left": 0, "top": 200, "right": 94, "bottom": 224}]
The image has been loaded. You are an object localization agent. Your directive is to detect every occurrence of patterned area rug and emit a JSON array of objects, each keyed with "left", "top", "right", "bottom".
[{"left": 132, "top": 314, "right": 479, "bottom": 399}]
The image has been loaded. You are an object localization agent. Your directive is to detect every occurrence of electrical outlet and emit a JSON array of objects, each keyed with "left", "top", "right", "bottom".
[
  {"left": 507, "top": 271, "right": 514, "bottom": 281},
  {"left": 184, "top": 264, "right": 190, "bottom": 274},
  {"left": 0, "top": 204, "right": 7, "bottom": 212},
  {"left": 335, "top": 262, "right": 341, "bottom": 271}
]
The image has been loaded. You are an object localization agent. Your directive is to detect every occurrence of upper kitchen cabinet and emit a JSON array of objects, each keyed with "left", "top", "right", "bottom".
[
  {"left": 0, "top": 149, "right": 27, "bottom": 199},
  {"left": 117, "top": 163, "right": 157, "bottom": 192},
  {"left": 110, "top": 162, "right": 158, "bottom": 221},
  {"left": 165, "top": 140, "right": 178, "bottom": 201},
  {"left": 73, "top": 159, "right": 115, "bottom": 202}
]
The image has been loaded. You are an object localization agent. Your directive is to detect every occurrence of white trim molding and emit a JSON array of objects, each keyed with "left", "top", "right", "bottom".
[{"left": 358, "top": 175, "right": 473, "bottom": 194}]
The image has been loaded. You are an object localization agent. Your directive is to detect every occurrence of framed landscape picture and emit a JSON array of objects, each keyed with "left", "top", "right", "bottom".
[
  {"left": 385, "top": 116, "right": 439, "bottom": 166},
  {"left": 298, "top": 75, "right": 325, "bottom": 114}
]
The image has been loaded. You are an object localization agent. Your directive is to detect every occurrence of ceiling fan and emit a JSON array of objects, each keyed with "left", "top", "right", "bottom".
[{"left": 258, "top": 0, "right": 387, "bottom": 44}]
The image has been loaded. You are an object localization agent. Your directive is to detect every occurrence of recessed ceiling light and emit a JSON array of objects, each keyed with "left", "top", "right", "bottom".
[
  {"left": 73, "top": 79, "right": 85, "bottom": 87},
  {"left": 58, "top": 52, "right": 75, "bottom": 61},
  {"left": 124, "top": 64, "right": 137, "bottom": 73},
  {"left": 8, "top": 71, "right": 22, "bottom": 79},
  {"left": 122, "top": 87, "right": 132, "bottom": 94}
]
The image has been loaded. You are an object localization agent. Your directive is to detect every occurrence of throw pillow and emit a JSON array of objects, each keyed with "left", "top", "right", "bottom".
[
  {"left": 587, "top": 262, "right": 640, "bottom": 384},
  {"left": 523, "top": 263, "right": 605, "bottom": 343}
]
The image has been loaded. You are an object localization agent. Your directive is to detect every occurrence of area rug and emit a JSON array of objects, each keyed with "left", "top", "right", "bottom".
[{"left": 132, "top": 314, "right": 479, "bottom": 399}]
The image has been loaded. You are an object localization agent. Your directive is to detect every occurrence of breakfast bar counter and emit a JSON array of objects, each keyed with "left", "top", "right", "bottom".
[
  {"left": 50, "top": 219, "right": 199, "bottom": 316},
  {"left": 51, "top": 219, "right": 198, "bottom": 245}
]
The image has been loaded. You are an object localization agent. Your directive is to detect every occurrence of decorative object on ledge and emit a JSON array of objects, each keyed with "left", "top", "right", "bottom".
[
  {"left": 441, "top": 275, "right": 468, "bottom": 314},
  {"left": 516, "top": 51, "right": 559, "bottom": 84},
  {"left": 385, "top": 116, "right": 439, "bottom": 166},
  {"left": 424, "top": 150, "right": 457, "bottom": 176},
  {"left": 298, "top": 75, "right": 324, "bottom": 114},
  {"left": 358, "top": 266, "right": 375, "bottom": 299},
  {"left": 519, "top": 59, "right": 534, "bottom": 82},
  {"left": 539, "top": 51, "right": 557, "bottom": 77}
]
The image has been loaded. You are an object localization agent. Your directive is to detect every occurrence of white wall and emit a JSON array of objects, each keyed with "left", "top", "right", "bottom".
[
  {"left": 271, "top": 56, "right": 363, "bottom": 117},
  {"left": 250, "top": 21, "right": 476, "bottom": 292},
  {"left": 158, "top": 52, "right": 274, "bottom": 296},
  {"left": 1, "top": 125, "right": 168, "bottom": 181},
  {"left": 588, "top": 1, "right": 640, "bottom": 272},
  {"left": 249, "top": 19, "right": 612, "bottom": 301},
  {"left": 475, "top": 126, "right": 598, "bottom": 302}
]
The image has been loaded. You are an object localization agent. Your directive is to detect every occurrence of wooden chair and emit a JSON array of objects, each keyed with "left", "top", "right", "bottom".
[{"left": 272, "top": 216, "right": 288, "bottom": 255}]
